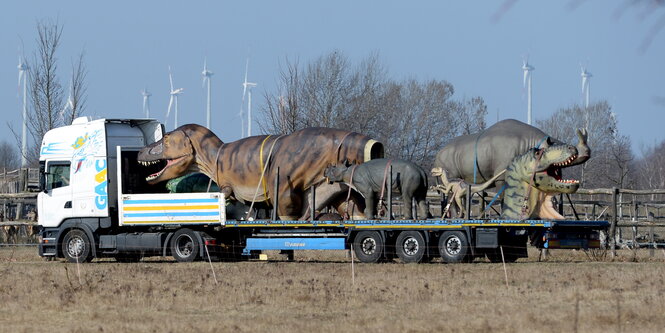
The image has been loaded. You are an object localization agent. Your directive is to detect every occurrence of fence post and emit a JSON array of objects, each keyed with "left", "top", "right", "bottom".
[
  {"left": 610, "top": 187, "right": 618, "bottom": 257},
  {"left": 649, "top": 224, "right": 655, "bottom": 258}
]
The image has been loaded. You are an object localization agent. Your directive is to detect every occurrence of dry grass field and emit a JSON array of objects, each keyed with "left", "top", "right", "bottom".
[{"left": 1, "top": 247, "right": 665, "bottom": 333}]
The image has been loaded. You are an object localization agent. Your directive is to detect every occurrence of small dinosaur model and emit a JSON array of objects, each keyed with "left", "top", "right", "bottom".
[{"left": 431, "top": 167, "right": 506, "bottom": 218}]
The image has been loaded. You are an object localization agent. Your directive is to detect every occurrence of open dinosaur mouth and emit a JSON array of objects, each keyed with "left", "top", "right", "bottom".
[
  {"left": 139, "top": 156, "right": 186, "bottom": 182},
  {"left": 541, "top": 153, "right": 580, "bottom": 186}
]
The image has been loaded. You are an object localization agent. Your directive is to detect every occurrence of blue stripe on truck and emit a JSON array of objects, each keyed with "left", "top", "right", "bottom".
[{"left": 123, "top": 212, "right": 219, "bottom": 218}]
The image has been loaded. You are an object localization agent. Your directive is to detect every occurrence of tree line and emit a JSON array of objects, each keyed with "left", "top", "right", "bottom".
[
  {"left": 258, "top": 51, "right": 487, "bottom": 171},
  {"left": 3, "top": 22, "right": 663, "bottom": 191}
]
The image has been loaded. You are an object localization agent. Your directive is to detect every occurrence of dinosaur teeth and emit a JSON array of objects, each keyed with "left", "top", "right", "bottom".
[{"left": 558, "top": 179, "right": 580, "bottom": 184}]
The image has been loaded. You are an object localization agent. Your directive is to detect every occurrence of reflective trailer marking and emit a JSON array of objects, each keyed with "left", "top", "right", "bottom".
[
  {"left": 123, "top": 198, "right": 219, "bottom": 204},
  {"left": 123, "top": 205, "right": 219, "bottom": 211}
]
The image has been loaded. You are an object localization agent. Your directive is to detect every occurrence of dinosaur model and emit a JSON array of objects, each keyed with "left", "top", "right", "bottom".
[
  {"left": 137, "top": 124, "right": 384, "bottom": 220},
  {"left": 434, "top": 119, "right": 589, "bottom": 189},
  {"left": 501, "top": 145, "right": 580, "bottom": 220},
  {"left": 324, "top": 159, "right": 430, "bottom": 219},
  {"left": 431, "top": 167, "right": 506, "bottom": 218}
]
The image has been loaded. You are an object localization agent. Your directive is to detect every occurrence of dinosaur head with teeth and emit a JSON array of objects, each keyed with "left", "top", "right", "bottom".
[
  {"left": 502, "top": 144, "right": 582, "bottom": 220},
  {"left": 137, "top": 128, "right": 197, "bottom": 184}
]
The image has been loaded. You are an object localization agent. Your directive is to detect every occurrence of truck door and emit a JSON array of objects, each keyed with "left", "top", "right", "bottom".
[{"left": 40, "top": 160, "right": 74, "bottom": 227}]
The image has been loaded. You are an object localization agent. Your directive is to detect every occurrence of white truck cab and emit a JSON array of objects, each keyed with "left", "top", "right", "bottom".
[{"left": 38, "top": 118, "right": 225, "bottom": 262}]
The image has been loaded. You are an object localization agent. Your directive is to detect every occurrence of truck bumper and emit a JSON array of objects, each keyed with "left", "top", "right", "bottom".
[{"left": 38, "top": 227, "right": 61, "bottom": 257}]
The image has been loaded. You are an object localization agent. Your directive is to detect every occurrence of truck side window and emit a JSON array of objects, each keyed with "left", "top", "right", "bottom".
[{"left": 46, "top": 162, "right": 71, "bottom": 190}]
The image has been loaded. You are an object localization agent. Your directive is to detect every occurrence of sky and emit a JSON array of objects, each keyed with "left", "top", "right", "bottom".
[{"left": 1, "top": 0, "right": 664, "bottom": 156}]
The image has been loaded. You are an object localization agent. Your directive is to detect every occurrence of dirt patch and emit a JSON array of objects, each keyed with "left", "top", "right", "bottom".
[{"left": 1, "top": 247, "right": 664, "bottom": 332}]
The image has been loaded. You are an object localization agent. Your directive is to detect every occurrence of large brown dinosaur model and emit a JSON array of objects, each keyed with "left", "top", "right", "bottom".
[
  {"left": 137, "top": 124, "right": 384, "bottom": 220},
  {"left": 431, "top": 167, "right": 506, "bottom": 218}
]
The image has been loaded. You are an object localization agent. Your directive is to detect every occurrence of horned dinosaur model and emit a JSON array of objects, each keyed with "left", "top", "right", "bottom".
[
  {"left": 137, "top": 124, "right": 384, "bottom": 220},
  {"left": 324, "top": 159, "right": 430, "bottom": 219},
  {"left": 501, "top": 145, "right": 580, "bottom": 220},
  {"left": 431, "top": 167, "right": 506, "bottom": 218},
  {"left": 433, "top": 119, "right": 589, "bottom": 190}
]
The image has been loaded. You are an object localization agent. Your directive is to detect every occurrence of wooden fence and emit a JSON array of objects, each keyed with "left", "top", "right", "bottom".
[
  {"left": 429, "top": 187, "right": 665, "bottom": 258},
  {"left": 0, "top": 168, "right": 39, "bottom": 194}
]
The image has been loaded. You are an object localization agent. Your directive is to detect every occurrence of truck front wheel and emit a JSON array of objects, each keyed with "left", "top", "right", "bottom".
[
  {"left": 62, "top": 229, "right": 93, "bottom": 263},
  {"left": 171, "top": 229, "right": 200, "bottom": 262}
]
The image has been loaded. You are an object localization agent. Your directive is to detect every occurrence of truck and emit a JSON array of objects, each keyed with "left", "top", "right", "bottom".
[{"left": 37, "top": 117, "right": 609, "bottom": 263}]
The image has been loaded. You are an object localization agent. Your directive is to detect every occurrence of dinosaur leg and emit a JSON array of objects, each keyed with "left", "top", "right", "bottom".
[
  {"left": 455, "top": 191, "right": 466, "bottom": 219},
  {"left": 415, "top": 189, "right": 431, "bottom": 219},
  {"left": 402, "top": 192, "right": 414, "bottom": 219},
  {"left": 278, "top": 189, "right": 302, "bottom": 220},
  {"left": 364, "top": 191, "right": 376, "bottom": 219}
]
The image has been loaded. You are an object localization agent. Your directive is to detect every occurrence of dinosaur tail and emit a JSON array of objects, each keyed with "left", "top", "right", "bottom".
[{"left": 469, "top": 169, "right": 506, "bottom": 193}]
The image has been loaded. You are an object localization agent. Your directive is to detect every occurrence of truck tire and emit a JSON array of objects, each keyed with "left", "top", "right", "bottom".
[
  {"left": 353, "top": 231, "right": 384, "bottom": 263},
  {"left": 439, "top": 231, "right": 470, "bottom": 263},
  {"left": 171, "top": 229, "right": 200, "bottom": 262},
  {"left": 395, "top": 231, "right": 426, "bottom": 263},
  {"left": 62, "top": 229, "right": 93, "bottom": 263}
]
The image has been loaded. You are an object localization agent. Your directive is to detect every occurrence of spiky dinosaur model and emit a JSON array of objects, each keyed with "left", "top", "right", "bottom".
[
  {"left": 431, "top": 167, "right": 506, "bottom": 218},
  {"left": 137, "top": 124, "right": 383, "bottom": 220},
  {"left": 501, "top": 144, "right": 580, "bottom": 220},
  {"left": 434, "top": 119, "right": 589, "bottom": 189}
]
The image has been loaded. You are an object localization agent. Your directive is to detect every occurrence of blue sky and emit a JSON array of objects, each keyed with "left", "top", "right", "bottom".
[{"left": 1, "top": 1, "right": 664, "bottom": 155}]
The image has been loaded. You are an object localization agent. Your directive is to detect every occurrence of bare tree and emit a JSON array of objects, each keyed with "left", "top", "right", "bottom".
[
  {"left": 7, "top": 20, "right": 88, "bottom": 166},
  {"left": 26, "top": 19, "right": 65, "bottom": 164},
  {"left": 260, "top": 50, "right": 488, "bottom": 170},
  {"left": 635, "top": 140, "right": 665, "bottom": 191},
  {"left": 0, "top": 142, "right": 19, "bottom": 170},
  {"left": 65, "top": 51, "right": 88, "bottom": 124},
  {"left": 537, "top": 101, "right": 635, "bottom": 188},
  {"left": 260, "top": 58, "right": 302, "bottom": 134}
]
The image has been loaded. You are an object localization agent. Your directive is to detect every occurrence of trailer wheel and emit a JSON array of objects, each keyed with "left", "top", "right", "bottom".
[
  {"left": 62, "top": 229, "right": 93, "bottom": 263},
  {"left": 171, "top": 229, "right": 200, "bottom": 262},
  {"left": 395, "top": 231, "right": 426, "bottom": 263},
  {"left": 353, "top": 231, "right": 384, "bottom": 263},
  {"left": 439, "top": 231, "right": 469, "bottom": 263}
]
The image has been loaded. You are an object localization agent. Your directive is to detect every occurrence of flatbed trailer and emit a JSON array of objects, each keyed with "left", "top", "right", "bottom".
[
  {"left": 219, "top": 218, "right": 608, "bottom": 263},
  {"left": 36, "top": 118, "right": 609, "bottom": 263}
]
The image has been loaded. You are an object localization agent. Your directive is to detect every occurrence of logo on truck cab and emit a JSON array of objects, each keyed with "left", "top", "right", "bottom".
[{"left": 95, "top": 158, "right": 108, "bottom": 210}]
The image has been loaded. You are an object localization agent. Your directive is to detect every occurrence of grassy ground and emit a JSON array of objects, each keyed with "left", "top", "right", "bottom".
[{"left": 1, "top": 247, "right": 664, "bottom": 332}]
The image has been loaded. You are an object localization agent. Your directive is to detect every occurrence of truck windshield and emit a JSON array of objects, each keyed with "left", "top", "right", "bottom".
[{"left": 46, "top": 162, "right": 71, "bottom": 191}]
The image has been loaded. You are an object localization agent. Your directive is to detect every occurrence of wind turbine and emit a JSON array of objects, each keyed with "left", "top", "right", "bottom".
[
  {"left": 165, "top": 66, "right": 184, "bottom": 129},
  {"left": 60, "top": 81, "right": 74, "bottom": 124},
  {"left": 141, "top": 88, "right": 151, "bottom": 118},
  {"left": 242, "top": 58, "right": 257, "bottom": 137},
  {"left": 202, "top": 58, "right": 214, "bottom": 129},
  {"left": 581, "top": 66, "right": 592, "bottom": 129},
  {"left": 17, "top": 54, "right": 29, "bottom": 168},
  {"left": 522, "top": 59, "right": 535, "bottom": 125}
]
